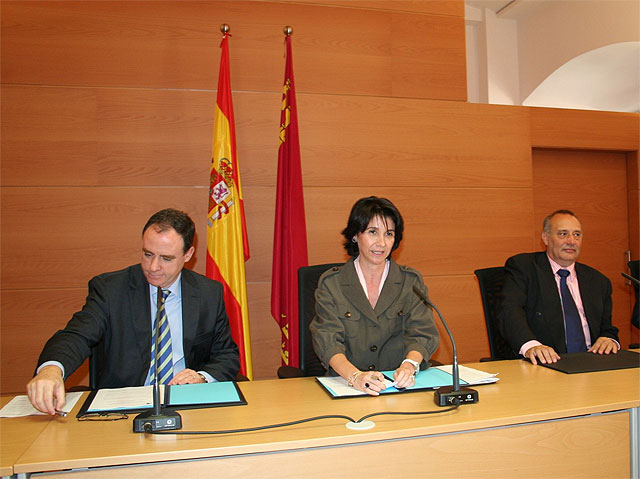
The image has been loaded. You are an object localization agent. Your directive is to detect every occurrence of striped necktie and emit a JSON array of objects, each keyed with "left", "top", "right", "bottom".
[
  {"left": 557, "top": 269, "right": 587, "bottom": 353},
  {"left": 150, "top": 288, "right": 174, "bottom": 384}
]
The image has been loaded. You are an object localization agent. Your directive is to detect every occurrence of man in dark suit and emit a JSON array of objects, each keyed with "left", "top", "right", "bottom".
[
  {"left": 27, "top": 208, "right": 240, "bottom": 414},
  {"left": 498, "top": 210, "right": 619, "bottom": 365}
]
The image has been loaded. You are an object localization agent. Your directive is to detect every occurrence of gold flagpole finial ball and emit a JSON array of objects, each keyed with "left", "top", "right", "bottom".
[
  {"left": 220, "top": 24, "right": 230, "bottom": 34},
  {"left": 283, "top": 26, "right": 293, "bottom": 36}
]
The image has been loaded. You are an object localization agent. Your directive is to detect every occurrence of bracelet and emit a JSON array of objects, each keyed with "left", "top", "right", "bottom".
[
  {"left": 347, "top": 371, "right": 363, "bottom": 387},
  {"left": 401, "top": 359, "right": 420, "bottom": 375}
]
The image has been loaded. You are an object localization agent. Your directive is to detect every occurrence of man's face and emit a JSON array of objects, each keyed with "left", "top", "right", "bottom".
[
  {"left": 141, "top": 226, "right": 194, "bottom": 288},
  {"left": 542, "top": 214, "right": 583, "bottom": 267}
]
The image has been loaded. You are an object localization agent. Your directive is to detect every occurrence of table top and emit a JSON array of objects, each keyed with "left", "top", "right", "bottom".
[
  {"left": 0, "top": 395, "right": 54, "bottom": 476},
  {"left": 6, "top": 357, "right": 640, "bottom": 475}
]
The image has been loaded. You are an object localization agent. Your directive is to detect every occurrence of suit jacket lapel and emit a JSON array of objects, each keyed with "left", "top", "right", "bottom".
[
  {"left": 129, "top": 265, "right": 153, "bottom": 383},
  {"left": 339, "top": 260, "right": 378, "bottom": 322},
  {"left": 374, "top": 260, "right": 402, "bottom": 316},
  {"left": 180, "top": 269, "right": 199, "bottom": 365},
  {"left": 534, "top": 253, "right": 566, "bottom": 349}
]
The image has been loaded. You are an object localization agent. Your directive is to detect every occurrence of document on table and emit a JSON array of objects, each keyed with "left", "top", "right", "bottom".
[
  {"left": 87, "top": 386, "right": 156, "bottom": 412},
  {"left": 0, "top": 392, "right": 83, "bottom": 418},
  {"left": 316, "top": 364, "right": 499, "bottom": 398}
]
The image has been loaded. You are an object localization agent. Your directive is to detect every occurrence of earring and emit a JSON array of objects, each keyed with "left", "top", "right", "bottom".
[{"left": 352, "top": 237, "right": 357, "bottom": 243}]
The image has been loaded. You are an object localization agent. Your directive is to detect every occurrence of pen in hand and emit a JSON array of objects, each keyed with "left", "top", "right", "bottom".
[{"left": 54, "top": 409, "right": 68, "bottom": 417}]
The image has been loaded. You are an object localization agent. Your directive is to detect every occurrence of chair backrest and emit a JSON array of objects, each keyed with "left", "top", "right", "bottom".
[
  {"left": 629, "top": 260, "right": 639, "bottom": 329},
  {"left": 474, "top": 266, "right": 518, "bottom": 360},
  {"left": 298, "top": 263, "right": 343, "bottom": 376}
]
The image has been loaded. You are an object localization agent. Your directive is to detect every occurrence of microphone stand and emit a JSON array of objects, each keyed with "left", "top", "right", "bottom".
[
  {"left": 133, "top": 287, "right": 182, "bottom": 432},
  {"left": 413, "top": 286, "right": 478, "bottom": 406}
]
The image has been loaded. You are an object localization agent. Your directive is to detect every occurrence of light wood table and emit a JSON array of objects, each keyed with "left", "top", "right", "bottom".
[
  {"left": 0, "top": 396, "right": 54, "bottom": 478},
  {"left": 9, "top": 358, "right": 640, "bottom": 478}
]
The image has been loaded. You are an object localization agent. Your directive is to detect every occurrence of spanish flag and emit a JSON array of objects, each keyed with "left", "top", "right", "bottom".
[
  {"left": 206, "top": 31, "right": 252, "bottom": 379},
  {"left": 271, "top": 31, "right": 308, "bottom": 367}
]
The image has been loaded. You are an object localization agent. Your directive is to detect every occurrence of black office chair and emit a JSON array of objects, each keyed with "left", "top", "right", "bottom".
[
  {"left": 277, "top": 263, "right": 343, "bottom": 378},
  {"left": 474, "top": 267, "right": 518, "bottom": 360}
]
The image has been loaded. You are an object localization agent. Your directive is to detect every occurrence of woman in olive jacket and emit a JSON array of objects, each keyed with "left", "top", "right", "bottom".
[{"left": 310, "top": 196, "right": 440, "bottom": 396}]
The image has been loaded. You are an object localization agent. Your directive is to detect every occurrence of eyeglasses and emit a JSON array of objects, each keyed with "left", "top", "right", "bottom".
[{"left": 78, "top": 412, "right": 128, "bottom": 421}]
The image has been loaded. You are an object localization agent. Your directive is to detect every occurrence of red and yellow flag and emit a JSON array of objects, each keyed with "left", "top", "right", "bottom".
[
  {"left": 207, "top": 32, "right": 252, "bottom": 379},
  {"left": 271, "top": 32, "right": 309, "bottom": 367}
]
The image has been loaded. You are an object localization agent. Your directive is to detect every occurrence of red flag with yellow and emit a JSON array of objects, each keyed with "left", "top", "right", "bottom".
[
  {"left": 271, "top": 30, "right": 309, "bottom": 367},
  {"left": 207, "top": 30, "right": 252, "bottom": 379}
]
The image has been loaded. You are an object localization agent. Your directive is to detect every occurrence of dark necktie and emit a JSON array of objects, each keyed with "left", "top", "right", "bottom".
[
  {"left": 150, "top": 289, "right": 173, "bottom": 384},
  {"left": 557, "top": 269, "right": 587, "bottom": 353}
]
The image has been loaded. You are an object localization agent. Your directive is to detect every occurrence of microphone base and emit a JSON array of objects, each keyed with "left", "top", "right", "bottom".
[
  {"left": 434, "top": 386, "right": 479, "bottom": 407},
  {"left": 133, "top": 408, "right": 182, "bottom": 433}
]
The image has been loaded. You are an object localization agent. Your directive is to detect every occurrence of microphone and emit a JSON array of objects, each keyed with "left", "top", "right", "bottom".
[
  {"left": 133, "top": 287, "right": 182, "bottom": 433},
  {"left": 413, "top": 286, "right": 478, "bottom": 406},
  {"left": 622, "top": 272, "right": 640, "bottom": 286}
]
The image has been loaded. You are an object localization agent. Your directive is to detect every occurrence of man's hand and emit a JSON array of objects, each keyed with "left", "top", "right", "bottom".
[
  {"left": 588, "top": 337, "right": 619, "bottom": 354},
  {"left": 168, "top": 368, "right": 205, "bottom": 385},
  {"left": 524, "top": 345, "right": 561, "bottom": 365},
  {"left": 26, "top": 365, "right": 66, "bottom": 415}
]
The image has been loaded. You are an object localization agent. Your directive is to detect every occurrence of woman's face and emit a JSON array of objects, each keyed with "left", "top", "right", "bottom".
[{"left": 355, "top": 215, "right": 396, "bottom": 268}]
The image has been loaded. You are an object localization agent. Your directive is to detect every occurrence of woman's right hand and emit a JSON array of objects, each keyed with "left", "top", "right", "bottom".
[{"left": 353, "top": 370, "right": 387, "bottom": 396}]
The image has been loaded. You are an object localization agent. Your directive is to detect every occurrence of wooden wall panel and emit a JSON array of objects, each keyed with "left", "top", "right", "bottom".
[
  {"left": 276, "top": 0, "right": 465, "bottom": 16},
  {"left": 2, "top": 0, "right": 639, "bottom": 393},
  {"left": 1, "top": 0, "right": 466, "bottom": 100},
  {"left": 1, "top": 187, "right": 209, "bottom": 289},
  {"left": 1, "top": 290, "right": 91, "bottom": 391},
  {"left": 1, "top": 86, "right": 215, "bottom": 186},
  {"left": 530, "top": 107, "right": 640, "bottom": 151},
  {"left": 297, "top": 97, "right": 531, "bottom": 188},
  {"left": 2, "top": 88, "right": 530, "bottom": 189}
]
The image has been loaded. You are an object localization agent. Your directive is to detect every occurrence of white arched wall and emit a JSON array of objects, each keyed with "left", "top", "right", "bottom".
[
  {"left": 513, "top": 0, "right": 639, "bottom": 105},
  {"left": 523, "top": 42, "right": 640, "bottom": 113},
  {"left": 466, "top": 0, "right": 640, "bottom": 112}
]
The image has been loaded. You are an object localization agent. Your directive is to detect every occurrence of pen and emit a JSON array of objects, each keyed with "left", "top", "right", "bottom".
[{"left": 54, "top": 409, "right": 68, "bottom": 417}]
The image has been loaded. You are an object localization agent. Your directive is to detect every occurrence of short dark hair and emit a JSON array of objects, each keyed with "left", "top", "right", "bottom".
[
  {"left": 142, "top": 208, "right": 195, "bottom": 253},
  {"left": 543, "top": 209, "right": 579, "bottom": 234},
  {"left": 342, "top": 196, "right": 404, "bottom": 257}
]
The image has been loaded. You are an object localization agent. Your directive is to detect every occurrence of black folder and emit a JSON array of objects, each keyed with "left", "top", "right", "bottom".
[{"left": 540, "top": 349, "right": 640, "bottom": 374}]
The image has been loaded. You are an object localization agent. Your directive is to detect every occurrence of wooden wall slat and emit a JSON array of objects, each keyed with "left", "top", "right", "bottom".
[
  {"left": 1, "top": 1, "right": 465, "bottom": 99},
  {"left": 2, "top": 88, "right": 529, "bottom": 188},
  {"left": 530, "top": 107, "right": 640, "bottom": 151},
  {"left": 275, "top": 0, "right": 465, "bottom": 16},
  {"left": 1, "top": 187, "right": 209, "bottom": 289},
  {"left": 1, "top": 290, "right": 91, "bottom": 392}
]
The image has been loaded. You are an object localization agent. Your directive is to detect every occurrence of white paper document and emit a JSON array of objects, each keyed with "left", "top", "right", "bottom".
[
  {"left": 434, "top": 364, "right": 499, "bottom": 384},
  {"left": 0, "top": 392, "right": 83, "bottom": 418},
  {"left": 87, "top": 385, "right": 162, "bottom": 412}
]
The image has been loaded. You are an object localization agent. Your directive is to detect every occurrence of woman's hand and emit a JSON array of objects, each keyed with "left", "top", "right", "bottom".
[
  {"left": 393, "top": 362, "right": 417, "bottom": 389},
  {"left": 353, "top": 371, "right": 387, "bottom": 396}
]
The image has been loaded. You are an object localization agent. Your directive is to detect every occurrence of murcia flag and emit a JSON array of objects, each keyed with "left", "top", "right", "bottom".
[
  {"left": 271, "top": 31, "right": 308, "bottom": 367},
  {"left": 207, "top": 31, "right": 252, "bottom": 379}
]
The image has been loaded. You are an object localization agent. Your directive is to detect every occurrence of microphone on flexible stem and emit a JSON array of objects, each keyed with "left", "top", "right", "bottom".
[
  {"left": 413, "top": 286, "right": 479, "bottom": 406},
  {"left": 133, "top": 287, "right": 182, "bottom": 433},
  {"left": 622, "top": 272, "right": 640, "bottom": 286}
]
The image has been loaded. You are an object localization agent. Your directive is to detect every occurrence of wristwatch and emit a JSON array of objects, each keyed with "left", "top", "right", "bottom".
[{"left": 401, "top": 358, "right": 420, "bottom": 375}]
